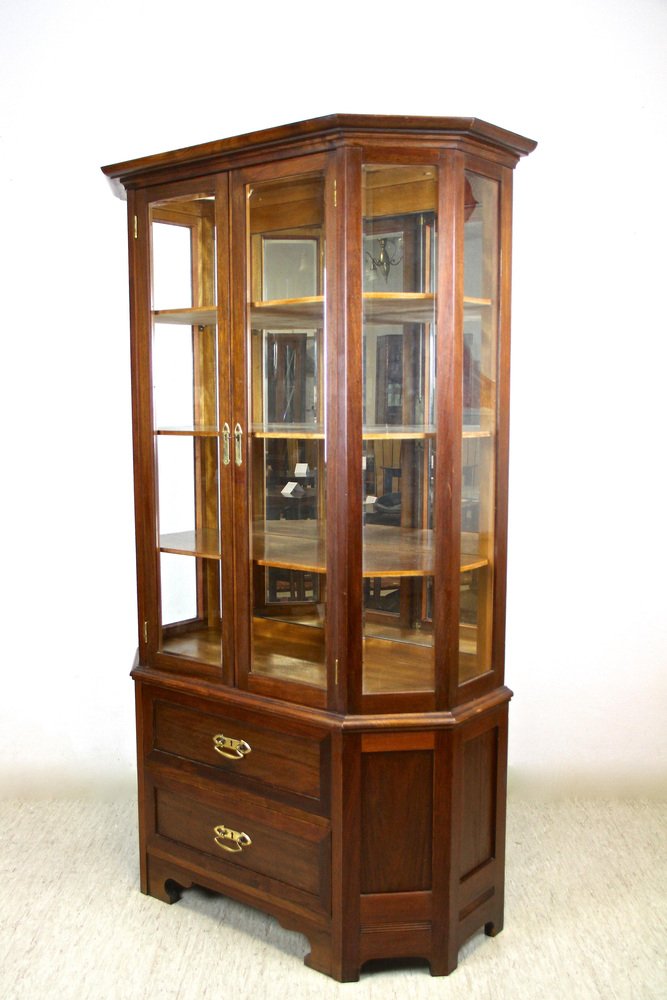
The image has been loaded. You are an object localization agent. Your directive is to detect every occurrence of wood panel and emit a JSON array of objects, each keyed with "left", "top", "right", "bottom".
[
  {"left": 459, "top": 727, "right": 498, "bottom": 878},
  {"left": 360, "top": 750, "right": 433, "bottom": 893}
]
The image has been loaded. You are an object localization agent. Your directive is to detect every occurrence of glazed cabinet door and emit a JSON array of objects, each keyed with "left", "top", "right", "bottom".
[
  {"left": 135, "top": 177, "right": 235, "bottom": 679},
  {"left": 230, "top": 155, "right": 334, "bottom": 708}
]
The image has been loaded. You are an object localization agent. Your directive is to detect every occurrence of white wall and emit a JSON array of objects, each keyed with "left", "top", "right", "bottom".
[{"left": 1, "top": 0, "right": 665, "bottom": 797}]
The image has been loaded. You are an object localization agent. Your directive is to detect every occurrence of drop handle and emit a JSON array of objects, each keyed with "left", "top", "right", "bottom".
[
  {"left": 213, "top": 824, "right": 252, "bottom": 853},
  {"left": 213, "top": 733, "right": 252, "bottom": 760},
  {"left": 222, "top": 423, "right": 231, "bottom": 466},
  {"left": 234, "top": 423, "right": 243, "bottom": 466}
]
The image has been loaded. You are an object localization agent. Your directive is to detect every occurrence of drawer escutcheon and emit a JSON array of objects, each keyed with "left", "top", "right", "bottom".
[
  {"left": 213, "top": 733, "right": 252, "bottom": 760},
  {"left": 213, "top": 824, "right": 252, "bottom": 853}
]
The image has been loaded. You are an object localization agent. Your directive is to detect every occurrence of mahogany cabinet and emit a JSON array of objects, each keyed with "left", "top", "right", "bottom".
[{"left": 102, "top": 114, "right": 536, "bottom": 981}]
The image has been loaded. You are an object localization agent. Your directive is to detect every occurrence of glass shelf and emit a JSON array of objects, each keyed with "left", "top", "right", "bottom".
[
  {"left": 155, "top": 425, "right": 219, "bottom": 436},
  {"left": 248, "top": 293, "right": 492, "bottom": 330},
  {"left": 251, "top": 424, "right": 491, "bottom": 440},
  {"left": 252, "top": 521, "right": 487, "bottom": 577},
  {"left": 152, "top": 294, "right": 491, "bottom": 331},
  {"left": 159, "top": 529, "right": 221, "bottom": 559},
  {"left": 153, "top": 306, "right": 216, "bottom": 325},
  {"left": 252, "top": 423, "right": 324, "bottom": 440}
]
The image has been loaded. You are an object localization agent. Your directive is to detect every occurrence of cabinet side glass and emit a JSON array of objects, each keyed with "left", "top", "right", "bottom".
[
  {"left": 360, "top": 164, "right": 438, "bottom": 694},
  {"left": 149, "top": 194, "right": 222, "bottom": 667},
  {"left": 459, "top": 173, "right": 499, "bottom": 683}
]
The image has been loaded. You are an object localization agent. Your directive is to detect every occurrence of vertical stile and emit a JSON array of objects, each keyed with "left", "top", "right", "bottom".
[{"left": 216, "top": 172, "right": 235, "bottom": 685}]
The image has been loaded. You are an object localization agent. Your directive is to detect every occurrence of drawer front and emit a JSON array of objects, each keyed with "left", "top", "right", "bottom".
[
  {"left": 153, "top": 782, "right": 330, "bottom": 911},
  {"left": 152, "top": 696, "right": 326, "bottom": 807}
]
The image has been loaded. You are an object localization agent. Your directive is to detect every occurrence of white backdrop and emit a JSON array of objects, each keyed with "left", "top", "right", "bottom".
[{"left": 1, "top": 0, "right": 665, "bottom": 797}]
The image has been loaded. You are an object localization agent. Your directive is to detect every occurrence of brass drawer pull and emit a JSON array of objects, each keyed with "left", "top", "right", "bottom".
[
  {"left": 213, "top": 733, "right": 252, "bottom": 760},
  {"left": 214, "top": 824, "right": 252, "bottom": 853}
]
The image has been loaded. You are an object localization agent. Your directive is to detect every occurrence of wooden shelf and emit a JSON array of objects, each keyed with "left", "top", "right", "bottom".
[
  {"left": 253, "top": 520, "right": 488, "bottom": 576},
  {"left": 161, "top": 626, "right": 221, "bottom": 666},
  {"left": 249, "top": 293, "right": 492, "bottom": 329},
  {"left": 153, "top": 306, "right": 216, "bottom": 326},
  {"left": 159, "top": 529, "right": 221, "bottom": 559}
]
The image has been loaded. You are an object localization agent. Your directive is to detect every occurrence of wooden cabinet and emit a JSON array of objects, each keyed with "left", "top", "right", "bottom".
[{"left": 103, "top": 114, "right": 535, "bottom": 981}]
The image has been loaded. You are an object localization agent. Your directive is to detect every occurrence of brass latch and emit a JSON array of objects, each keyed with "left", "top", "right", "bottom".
[{"left": 222, "top": 422, "right": 231, "bottom": 466}]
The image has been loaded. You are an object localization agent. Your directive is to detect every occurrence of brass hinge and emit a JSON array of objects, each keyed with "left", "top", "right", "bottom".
[
  {"left": 333, "top": 180, "right": 337, "bottom": 208},
  {"left": 133, "top": 215, "right": 138, "bottom": 239},
  {"left": 334, "top": 657, "right": 339, "bottom": 685},
  {"left": 143, "top": 620, "right": 148, "bottom": 643}
]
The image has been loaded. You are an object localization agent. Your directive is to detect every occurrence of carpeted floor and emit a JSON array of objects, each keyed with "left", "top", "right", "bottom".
[{"left": 0, "top": 797, "right": 664, "bottom": 999}]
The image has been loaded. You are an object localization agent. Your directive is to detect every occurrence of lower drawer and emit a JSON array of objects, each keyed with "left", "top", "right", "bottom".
[{"left": 152, "top": 779, "right": 331, "bottom": 914}]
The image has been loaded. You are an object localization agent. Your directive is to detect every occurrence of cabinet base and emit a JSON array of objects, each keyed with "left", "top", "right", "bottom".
[{"left": 143, "top": 852, "right": 503, "bottom": 982}]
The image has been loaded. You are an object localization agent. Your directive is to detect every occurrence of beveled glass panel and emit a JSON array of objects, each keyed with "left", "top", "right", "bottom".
[
  {"left": 247, "top": 171, "right": 326, "bottom": 689},
  {"left": 159, "top": 553, "right": 222, "bottom": 666},
  {"left": 156, "top": 433, "right": 221, "bottom": 665},
  {"left": 459, "top": 173, "right": 499, "bottom": 682},
  {"left": 149, "top": 194, "right": 221, "bottom": 666},
  {"left": 361, "top": 165, "right": 437, "bottom": 694}
]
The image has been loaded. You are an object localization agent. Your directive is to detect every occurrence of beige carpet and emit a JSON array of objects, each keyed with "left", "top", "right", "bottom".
[{"left": 1, "top": 797, "right": 665, "bottom": 999}]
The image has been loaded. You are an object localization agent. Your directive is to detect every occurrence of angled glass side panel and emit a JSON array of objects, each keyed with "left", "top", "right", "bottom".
[
  {"left": 361, "top": 164, "right": 437, "bottom": 694},
  {"left": 246, "top": 171, "right": 327, "bottom": 689},
  {"left": 149, "top": 193, "right": 222, "bottom": 667},
  {"left": 459, "top": 173, "right": 499, "bottom": 684}
]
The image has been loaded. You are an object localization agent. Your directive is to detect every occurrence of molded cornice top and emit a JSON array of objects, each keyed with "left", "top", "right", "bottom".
[{"left": 102, "top": 113, "right": 537, "bottom": 197}]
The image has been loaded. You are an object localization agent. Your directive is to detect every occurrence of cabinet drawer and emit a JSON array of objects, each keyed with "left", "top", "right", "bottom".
[
  {"left": 152, "top": 696, "right": 326, "bottom": 806},
  {"left": 153, "top": 782, "right": 330, "bottom": 911}
]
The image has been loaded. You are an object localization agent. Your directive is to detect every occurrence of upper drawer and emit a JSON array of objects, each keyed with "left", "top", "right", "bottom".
[{"left": 150, "top": 694, "right": 328, "bottom": 809}]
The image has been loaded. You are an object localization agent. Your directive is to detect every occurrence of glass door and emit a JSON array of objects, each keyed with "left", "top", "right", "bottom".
[
  {"left": 360, "top": 163, "right": 438, "bottom": 695},
  {"left": 149, "top": 188, "right": 224, "bottom": 668},
  {"left": 242, "top": 163, "right": 328, "bottom": 693}
]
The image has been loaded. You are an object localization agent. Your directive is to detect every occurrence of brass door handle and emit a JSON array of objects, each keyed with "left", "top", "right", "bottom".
[
  {"left": 213, "top": 733, "right": 252, "bottom": 760},
  {"left": 222, "top": 423, "right": 231, "bottom": 466},
  {"left": 214, "top": 824, "right": 252, "bottom": 853},
  {"left": 234, "top": 423, "right": 243, "bottom": 466}
]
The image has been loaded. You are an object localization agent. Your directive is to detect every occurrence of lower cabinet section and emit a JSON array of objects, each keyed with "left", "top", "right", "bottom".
[{"left": 135, "top": 675, "right": 510, "bottom": 982}]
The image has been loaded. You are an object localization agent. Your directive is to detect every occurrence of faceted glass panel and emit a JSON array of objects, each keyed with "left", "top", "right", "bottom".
[
  {"left": 459, "top": 173, "right": 499, "bottom": 683},
  {"left": 361, "top": 165, "right": 437, "bottom": 694}
]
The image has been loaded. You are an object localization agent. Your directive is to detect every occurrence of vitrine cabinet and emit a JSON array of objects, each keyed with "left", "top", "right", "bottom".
[{"left": 103, "top": 115, "right": 535, "bottom": 981}]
